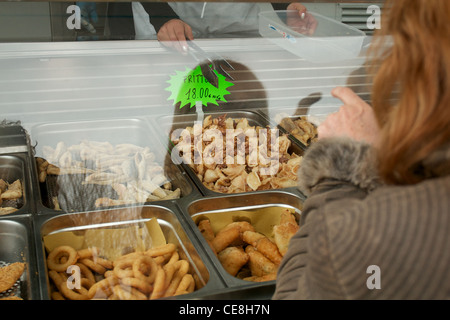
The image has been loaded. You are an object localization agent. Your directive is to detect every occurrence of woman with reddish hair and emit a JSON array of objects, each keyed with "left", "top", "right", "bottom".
[{"left": 273, "top": 0, "right": 450, "bottom": 299}]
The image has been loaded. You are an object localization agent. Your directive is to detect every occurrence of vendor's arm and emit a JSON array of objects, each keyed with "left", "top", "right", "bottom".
[{"left": 156, "top": 2, "right": 312, "bottom": 45}]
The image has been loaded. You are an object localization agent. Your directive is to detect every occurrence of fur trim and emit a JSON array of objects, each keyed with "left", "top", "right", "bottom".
[{"left": 297, "top": 137, "right": 381, "bottom": 195}]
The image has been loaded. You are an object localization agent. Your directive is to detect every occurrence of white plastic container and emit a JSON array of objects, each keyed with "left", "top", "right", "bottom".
[{"left": 259, "top": 10, "right": 366, "bottom": 63}]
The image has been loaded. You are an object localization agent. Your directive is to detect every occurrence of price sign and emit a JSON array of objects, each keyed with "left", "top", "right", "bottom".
[{"left": 166, "top": 65, "right": 234, "bottom": 109}]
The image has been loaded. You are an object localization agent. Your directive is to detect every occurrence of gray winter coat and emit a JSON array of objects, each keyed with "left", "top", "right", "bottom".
[{"left": 273, "top": 137, "right": 450, "bottom": 299}]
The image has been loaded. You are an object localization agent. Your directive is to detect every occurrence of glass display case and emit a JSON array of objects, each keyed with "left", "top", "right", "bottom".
[{"left": 0, "top": 1, "right": 384, "bottom": 300}]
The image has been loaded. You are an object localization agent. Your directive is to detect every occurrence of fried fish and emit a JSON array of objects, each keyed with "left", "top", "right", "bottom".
[{"left": 0, "top": 262, "right": 25, "bottom": 293}]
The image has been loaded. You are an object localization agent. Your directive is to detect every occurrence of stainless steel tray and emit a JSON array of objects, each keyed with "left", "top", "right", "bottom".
[
  {"left": 0, "top": 124, "right": 29, "bottom": 155},
  {"left": 33, "top": 203, "right": 225, "bottom": 300},
  {"left": 0, "top": 154, "right": 34, "bottom": 216},
  {"left": 264, "top": 106, "right": 337, "bottom": 148},
  {"left": 177, "top": 190, "right": 304, "bottom": 297},
  {"left": 29, "top": 118, "right": 200, "bottom": 213},
  {"left": 152, "top": 110, "right": 305, "bottom": 197},
  {"left": 0, "top": 217, "right": 40, "bottom": 300}
]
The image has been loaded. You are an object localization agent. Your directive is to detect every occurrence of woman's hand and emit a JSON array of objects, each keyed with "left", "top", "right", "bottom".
[
  {"left": 318, "top": 87, "right": 380, "bottom": 145},
  {"left": 157, "top": 19, "right": 194, "bottom": 53}
]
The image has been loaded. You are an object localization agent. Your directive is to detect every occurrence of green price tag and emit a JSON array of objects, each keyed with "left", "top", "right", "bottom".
[{"left": 166, "top": 65, "right": 234, "bottom": 109}]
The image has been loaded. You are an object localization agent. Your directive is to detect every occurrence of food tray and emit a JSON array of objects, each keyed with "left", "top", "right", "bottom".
[
  {"left": 259, "top": 10, "right": 366, "bottom": 63},
  {"left": 265, "top": 106, "right": 338, "bottom": 147},
  {"left": 0, "top": 124, "right": 29, "bottom": 155},
  {"left": 34, "top": 204, "right": 224, "bottom": 300},
  {"left": 180, "top": 190, "right": 304, "bottom": 296},
  {"left": 0, "top": 154, "right": 31, "bottom": 216},
  {"left": 29, "top": 118, "right": 198, "bottom": 213},
  {"left": 0, "top": 217, "right": 39, "bottom": 300},
  {"left": 153, "top": 111, "right": 305, "bottom": 196}
]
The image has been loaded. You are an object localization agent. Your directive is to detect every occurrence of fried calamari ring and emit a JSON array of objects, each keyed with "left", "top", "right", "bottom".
[
  {"left": 113, "top": 284, "right": 147, "bottom": 300},
  {"left": 87, "top": 276, "right": 119, "bottom": 299},
  {"left": 175, "top": 274, "right": 195, "bottom": 296},
  {"left": 96, "top": 257, "right": 113, "bottom": 270},
  {"left": 120, "top": 277, "right": 153, "bottom": 294},
  {"left": 51, "top": 291, "right": 65, "bottom": 300},
  {"left": 77, "top": 247, "right": 100, "bottom": 259},
  {"left": 47, "top": 246, "right": 78, "bottom": 272},
  {"left": 48, "top": 270, "right": 89, "bottom": 300},
  {"left": 145, "top": 243, "right": 176, "bottom": 257},
  {"left": 113, "top": 259, "right": 135, "bottom": 279},
  {"left": 104, "top": 270, "right": 115, "bottom": 278},
  {"left": 166, "top": 251, "right": 179, "bottom": 265},
  {"left": 132, "top": 255, "right": 157, "bottom": 283},
  {"left": 114, "top": 252, "right": 142, "bottom": 263},
  {"left": 149, "top": 267, "right": 166, "bottom": 300},
  {"left": 80, "top": 258, "right": 106, "bottom": 274},
  {"left": 76, "top": 262, "right": 95, "bottom": 284},
  {"left": 164, "top": 260, "right": 189, "bottom": 297}
]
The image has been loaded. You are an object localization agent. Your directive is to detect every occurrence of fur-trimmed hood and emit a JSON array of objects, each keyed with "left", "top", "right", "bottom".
[{"left": 297, "top": 137, "right": 450, "bottom": 196}]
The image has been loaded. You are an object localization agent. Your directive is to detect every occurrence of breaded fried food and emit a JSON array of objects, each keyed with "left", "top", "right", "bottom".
[
  {"left": 273, "top": 211, "right": 299, "bottom": 256},
  {"left": 221, "top": 221, "right": 255, "bottom": 246},
  {"left": 1, "top": 179, "right": 22, "bottom": 200},
  {"left": 0, "top": 179, "right": 7, "bottom": 193},
  {"left": 197, "top": 219, "right": 215, "bottom": 242},
  {"left": 218, "top": 247, "right": 249, "bottom": 276},
  {"left": 242, "top": 231, "right": 283, "bottom": 265},
  {"left": 245, "top": 246, "right": 277, "bottom": 277},
  {"left": 211, "top": 225, "right": 241, "bottom": 253},
  {"left": 197, "top": 219, "right": 217, "bottom": 254},
  {"left": 0, "top": 207, "right": 19, "bottom": 216},
  {"left": 0, "top": 295, "right": 23, "bottom": 300},
  {"left": 0, "top": 262, "right": 25, "bottom": 293}
]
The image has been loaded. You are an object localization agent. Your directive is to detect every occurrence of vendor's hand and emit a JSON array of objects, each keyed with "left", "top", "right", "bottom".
[
  {"left": 286, "top": 3, "right": 318, "bottom": 35},
  {"left": 77, "top": 2, "right": 98, "bottom": 33},
  {"left": 157, "top": 19, "right": 194, "bottom": 54},
  {"left": 318, "top": 87, "right": 380, "bottom": 145}
]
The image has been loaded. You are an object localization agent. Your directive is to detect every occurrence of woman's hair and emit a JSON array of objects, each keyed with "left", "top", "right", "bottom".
[{"left": 368, "top": 0, "right": 450, "bottom": 184}]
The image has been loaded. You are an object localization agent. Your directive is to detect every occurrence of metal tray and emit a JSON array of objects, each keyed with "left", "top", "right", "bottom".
[
  {"left": 34, "top": 203, "right": 225, "bottom": 300},
  {"left": 0, "top": 124, "right": 29, "bottom": 155},
  {"left": 0, "top": 154, "right": 32, "bottom": 216},
  {"left": 29, "top": 118, "right": 200, "bottom": 213},
  {"left": 267, "top": 106, "right": 337, "bottom": 147},
  {"left": 178, "top": 190, "right": 304, "bottom": 297},
  {"left": 153, "top": 110, "right": 305, "bottom": 197},
  {"left": 0, "top": 217, "right": 40, "bottom": 300}
]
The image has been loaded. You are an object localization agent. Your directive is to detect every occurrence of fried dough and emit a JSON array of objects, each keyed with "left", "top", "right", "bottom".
[
  {"left": 245, "top": 246, "right": 277, "bottom": 277},
  {"left": 242, "top": 231, "right": 283, "bottom": 265},
  {"left": 211, "top": 226, "right": 241, "bottom": 253},
  {"left": 218, "top": 247, "right": 249, "bottom": 276},
  {"left": 0, "top": 262, "right": 25, "bottom": 293},
  {"left": 273, "top": 211, "right": 299, "bottom": 256}
]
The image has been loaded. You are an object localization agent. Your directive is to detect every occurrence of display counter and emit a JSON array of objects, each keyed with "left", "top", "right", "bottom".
[{"left": 0, "top": 2, "right": 375, "bottom": 300}]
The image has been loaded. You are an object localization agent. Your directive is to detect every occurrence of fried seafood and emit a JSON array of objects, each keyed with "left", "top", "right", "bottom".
[
  {"left": 0, "top": 262, "right": 25, "bottom": 294},
  {"left": 47, "top": 243, "right": 197, "bottom": 300},
  {"left": 279, "top": 116, "right": 318, "bottom": 146},
  {"left": 36, "top": 140, "right": 181, "bottom": 209},
  {"left": 0, "top": 207, "right": 18, "bottom": 216},
  {"left": 242, "top": 231, "right": 282, "bottom": 265},
  {"left": 245, "top": 245, "right": 277, "bottom": 277},
  {"left": 211, "top": 225, "right": 241, "bottom": 253},
  {"left": 0, "top": 179, "right": 22, "bottom": 200},
  {"left": 273, "top": 210, "right": 300, "bottom": 256},
  {"left": 196, "top": 214, "right": 298, "bottom": 282},
  {"left": 172, "top": 115, "right": 302, "bottom": 193},
  {"left": 218, "top": 247, "right": 249, "bottom": 276},
  {"left": 0, "top": 179, "right": 23, "bottom": 215}
]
